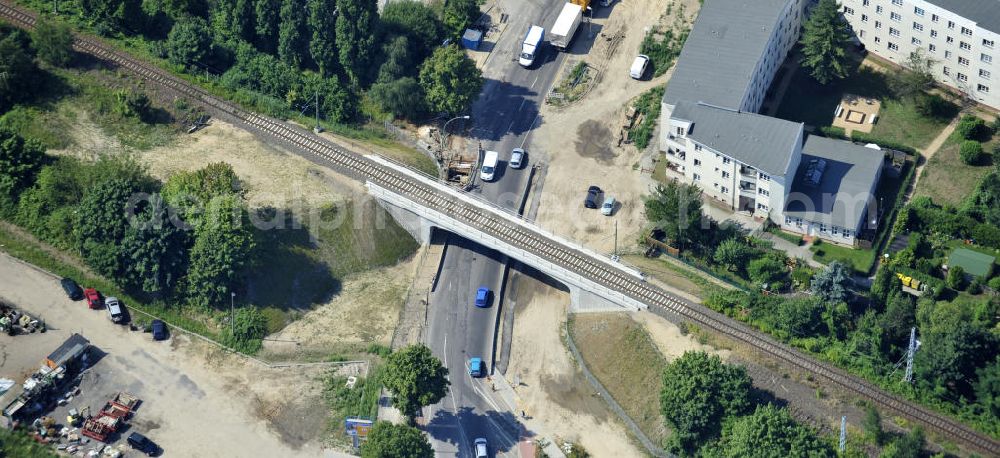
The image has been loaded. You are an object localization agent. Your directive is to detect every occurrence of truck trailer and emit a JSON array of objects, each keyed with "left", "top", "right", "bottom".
[
  {"left": 550, "top": 3, "right": 583, "bottom": 50},
  {"left": 519, "top": 25, "right": 544, "bottom": 67}
]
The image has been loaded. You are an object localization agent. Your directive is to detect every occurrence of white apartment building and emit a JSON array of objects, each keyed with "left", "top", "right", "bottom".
[
  {"left": 839, "top": 0, "right": 1000, "bottom": 110},
  {"left": 658, "top": 0, "right": 886, "bottom": 245}
]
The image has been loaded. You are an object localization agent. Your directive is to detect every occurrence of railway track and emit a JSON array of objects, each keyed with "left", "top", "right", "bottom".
[{"left": 2, "top": 2, "right": 997, "bottom": 454}]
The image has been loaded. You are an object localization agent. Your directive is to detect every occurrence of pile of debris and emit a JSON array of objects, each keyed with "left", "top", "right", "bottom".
[
  {"left": 618, "top": 105, "right": 643, "bottom": 146},
  {"left": 0, "top": 299, "right": 44, "bottom": 335}
]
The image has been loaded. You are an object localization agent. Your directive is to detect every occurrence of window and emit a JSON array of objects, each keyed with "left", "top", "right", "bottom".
[
  {"left": 875, "top": 20, "right": 882, "bottom": 29},
  {"left": 843, "top": 230, "right": 852, "bottom": 238},
  {"left": 875, "top": 36, "right": 881, "bottom": 43},
  {"left": 930, "top": 30, "right": 937, "bottom": 38},
  {"left": 888, "top": 42, "right": 899, "bottom": 51},
  {"left": 913, "top": 22, "right": 923, "bottom": 32},
  {"left": 947, "top": 36, "right": 954, "bottom": 43},
  {"left": 959, "top": 56, "right": 970, "bottom": 66},
  {"left": 722, "top": 157, "right": 731, "bottom": 165},
  {"left": 758, "top": 173, "right": 770, "bottom": 181},
  {"left": 958, "top": 73, "right": 968, "bottom": 82},
  {"left": 931, "top": 14, "right": 939, "bottom": 23},
  {"left": 983, "top": 54, "right": 993, "bottom": 64},
  {"left": 980, "top": 69, "right": 991, "bottom": 78},
  {"left": 675, "top": 127, "right": 684, "bottom": 135},
  {"left": 832, "top": 226, "right": 840, "bottom": 236},
  {"left": 948, "top": 21, "right": 955, "bottom": 30},
  {"left": 891, "top": 0, "right": 901, "bottom": 5},
  {"left": 843, "top": 6, "right": 854, "bottom": 15},
  {"left": 758, "top": 188, "right": 769, "bottom": 196},
  {"left": 721, "top": 171, "right": 730, "bottom": 178},
  {"left": 960, "top": 41, "right": 971, "bottom": 51},
  {"left": 756, "top": 203, "right": 768, "bottom": 211},
  {"left": 889, "top": 27, "right": 900, "bottom": 37},
  {"left": 929, "top": 44, "right": 937, "bottom": 52},
  {"left": 945, "top": 50, "right": 952, "bottom": 59},
  {"left": 961, "top": 27, "right": 972, "bottom": 36},
  {"left": 943, "top": 66, "right": 950, "bottom": 75},
  {"left": 861, "top": 14, "right": 868, "bottom": 23},
  {"left": 863, "top": 0, "right": 869, "bottom": 5},
  {"left": 720, "top": 187, "right": 729, "bottom": 194},
  {"left": 692, "top": 173, "right": 700, "bottom": 181},
  {"left": 985, "top": 39, "right": 996, "bottom": 49},
  {"left": 819, "top": 223, "right": 828, "bottom": 233},
  {"left": 912, "top": 37, "right": 921, "bottom": 45},
  {"left": 694, "top": 144, "right": 702, "bottom": 151},
  {"left": 693, "top": 159, "right": 701, "bottom": 166},
  {"left": 876, "top": 5, "right": 883, "bottom": 14},
  {"left": 978, "top": 84, "right": 990, "bottom": 93},
  {"left": 890, "top": 12, "right": 901, "bottom": 22},
  {"left": 914, "top": 7, "right": 924, "bottom": 16}
]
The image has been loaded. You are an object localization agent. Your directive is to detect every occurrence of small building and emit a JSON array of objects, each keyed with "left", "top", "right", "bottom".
[
  {"left": 948, "top": 248, "right": 996, "bottom": 279},
  {"left": 44, "top": 333, "right": 91, "bottom": 370}
]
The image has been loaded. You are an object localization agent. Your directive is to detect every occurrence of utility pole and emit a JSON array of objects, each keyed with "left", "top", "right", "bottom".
[
  {"left": 230, "top": 292, "right": 236, "bottom": 335},
  {"left": 614, "top": 220, "right": 618, "bottom": 256},
  {"left": 839, "top": 416, "right": 847, "bottom": 452},
  {"left": 904, "top": 327, "right": 917, "bottom": 383}
]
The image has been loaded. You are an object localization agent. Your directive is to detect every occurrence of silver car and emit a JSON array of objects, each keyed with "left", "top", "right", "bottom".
[
  {"left": 510, "top": 148, "right": 526, "bottom": 169},
  {"left": 601, "top": 196, "right": 616, "bottom": 216}
]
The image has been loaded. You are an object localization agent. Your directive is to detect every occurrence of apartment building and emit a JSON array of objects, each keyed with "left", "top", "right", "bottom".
[
  {"left": 658, "top": 0, "right": 886, "bottom": 245},
  {"left": 839, "top": 0, "right": 1000, "bottom": 110}
]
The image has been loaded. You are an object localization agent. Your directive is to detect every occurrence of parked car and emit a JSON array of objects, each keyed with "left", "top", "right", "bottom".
[
  {"left": 480, "top": 150, "right": 499, "bottom": 182},
  {"left": 127, "top": 432, "right": 160, "bottom": 456},
  {"left": 510, "top": 148, "right": 526, "bottom": 169},
  {"left": 474, "top": 287, "right": 491, "bottom": 308},
  {"left": 601, "top": 196, "right": 616, "bottom": 216},
  {"left": 105, "top": 297, "right": 125, "bottom": 324},
  {"left": 151, "top": 319, "right": 167, "bottom": 341},
  {"left": 468, "top": 357, "right": 484, "bottom": 377},
  {"left": 630, "top": 54, "right": 650, "bottom": 79},
  {"left": 584, "top": 186, "right": 602, "bottom": 209},
  {"left": 61, "top": 278, "right": 83, "bottom": 300},
  {"left": 83, "top": 288, "right": 103, "bottom": 309},
  {"left": 474, "top": 437, "right": 489, "bottom": 458}
]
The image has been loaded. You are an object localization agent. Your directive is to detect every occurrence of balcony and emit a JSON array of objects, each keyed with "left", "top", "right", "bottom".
[
  {"left": 739, "top": 166, "right": 757, "bottom": 178},
  {"left": 739, "top": 181, "right": 757, "bottom": 193},
  {"left": 665, "top": 148, "right": 686, "bottom": 161}
]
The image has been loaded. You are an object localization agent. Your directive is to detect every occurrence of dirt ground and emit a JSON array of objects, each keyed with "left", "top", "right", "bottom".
[
  {"left": 531, "top": 0, "right": 700, "bottom": 253},
  {"left": 0, "top": 253, "right": 357, "bottom": 457},
  {"left": 505, "top": 274, "right": 646, "bottom": 457}
]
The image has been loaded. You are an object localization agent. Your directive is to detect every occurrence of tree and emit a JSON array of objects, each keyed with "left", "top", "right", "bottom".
[
  {"left": 712, "top": 404, "right": 834, "bottom": 458},
  {"left": 0, "top": 129, "right": 47, "bottom": 200},
  {"left": 220, "top": 306, "right": 267, "bottom": 353},
  {"left": 382, "top": 344, "right": 450, "bottom": 420},
  {"left": 377, "top": 35, "right": 417, "bottom": 83},
  {"left": 660, "top": 351, "right": 752, "bottom": 453},
  {"left": 810, "top": 261, "right": 852, "bottom": 303},
  {"left": 880, "top": 294, "right": 916, "bottom": 352},
  {"left": 166, "top": 18, "right": 213, "bottom": 68},
  {"left": 959, "top": 140, "right": 984, "bottom": 165},
  {"left": 113, "top": 88, "right": 153, "bottom": 122},
  {"left": 915, "top": 320, "right": 997, "bottom": 399},
  {"left": 80, "top": 0, "right": 143, "bottom": 34},
  {"left": 643, "top": 181, "right": 705, "bottom": 250},
  {"left": 161, "top": 162, "right": 243, "bottom": 230},
  {"left": 336, "top": 0, "right": 379, "bottom": 85},
  {"left": 186, "top": 195, "right": 257, "bottom": 307},
  {"left": 32, "top": 17, "right": 74, "bottom": 67},
  {"left": 419, "top": 45, "right": 483, "bottom": 115},
  {"left": 713, "top": 238, "right": 755, "bottom": 273},
  {"left": 798, "top": 0, "right": 853, "bottom": 84},
  {"left": 441, "top": 0, "right": 480, "bottom": 38},
  {"left": 747, "top": 257, "right": 786, "bottom": 287},
  {"left": 946, "top": 265, "right": 965, "bottom": 290},
  {"left": 360, "top": 421, "right": 433, "bottom": 458},
  {"left": 380, "top": 1, "right": 444, "bottom": 60},
  {"left": 0, "top": 34, "right": 39, "bottom": 112},
  {"left": 308, "top": 0, "right": 339, "bottom": 76},
  {"left": 76, "top": 176, "right": 153, "bottom": 280},
  {"left": 121, "top": 194, "right": 190, "bottom": 296},
  {"left": 870, "top": 264, "right": 900, "bottom": 305},
  {"left": 773, "top": 296, "right": 824, "bottom": 338},
  {"left": 880, "top": 427, "right": 924, "bottom": 458},
  {"left": 889, "top": 50, "right": 936, "bottom": 101},
  {"left": 956, "top": 115, "right": 990, "bottom": 141},
  {"left": 213, "top": 0, "right": 255, "bottom": 42},
  {"left": 862, "top": 405, "right": 885, "bottom": 445},
  {"left": 975, "top": 357, "right": 1000, "bottom": 419},
  {"left": 368, "top": 77, "right": 426, "bottom": 120},
  {"left": 279, "top": 0, "right": 310, "bottom": 69},
  {"left": 254, "top": 0, "right": 281, "bottom": 52}
]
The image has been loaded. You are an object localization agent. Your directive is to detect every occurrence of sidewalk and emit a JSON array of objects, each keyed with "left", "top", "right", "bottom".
[{"left": 488, "top": 373, "right": 565, "bottom": 458}]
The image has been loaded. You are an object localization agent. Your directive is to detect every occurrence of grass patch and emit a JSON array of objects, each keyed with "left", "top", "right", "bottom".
[
  {"left": 869, "top": 98, "right": 954, "bottom": 150},
  {"left": 810, "top": 241, "right": 875, "bottom": 274},
  {"left": 631, "top": 85, "right": 665, "bottom": 150},
  {"left": 324, "top": 364, "right": 383, "bottom": 448},
  {"left": 639, "top": 2, "right": 690, "bottom": 77},
  {"left": 914, "top": 131, "right": 998, "bottom": 206},
  {"left": 623, "top": 254, "right": 707, "bottom": 297},
  {"left": 570, "top": 313, "right": 671, "bottom": 444},
  {"left": 767, "top": 227, "right": 804, "bottom": 246},
  {"left": 549, "top": 62, "right": 592, "bottom": 106}
]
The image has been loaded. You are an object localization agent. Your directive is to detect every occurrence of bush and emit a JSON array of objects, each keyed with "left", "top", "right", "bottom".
[
  {"left": 819, "top": 125, "right": 847, "bottom": 139},
  {"left": 946, "top": 265, "right": 965, "bottom": 290},
  {"left": 915, "top": 93, "right": 957, "bottom": 119},
  {"left": 988, "top": 276, "right": 1000, "bottom": 292},
  {"left": 220, "top": 307, "right": 268, "bottom": 354},
  {"left": 960, "top": 140, "right": 985, "bottom": 165},
  {"left": 956, "top": 115, "right": 990, "bottom": 141},
  {"left": 850, "top": 131, "right": 918, "bottom": 155}
]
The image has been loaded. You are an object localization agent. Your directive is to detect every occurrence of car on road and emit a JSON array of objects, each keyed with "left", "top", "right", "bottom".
[
  {"left": 474, "top": 437, "right": 489, "bottom": 458},
  {"left": 127, "top": 432, "right": 160, "bottom": 456},
  {"left": 480, "top": 150, "right": 499, "bottom": 182},
  {"left": 105, "top": 296, "right": 125, "bottom": 324},
  {"left": 584, "top": 186, "right": 602, "bottom": 209},
  {"left": 510, "top": 148, "right": 526, "bottom": 169},
  {"left": 601, "top": 196, "right": 616, "bottom": 216},
  {"left": 630, "top": 54, "right": 650, "bottom": 79},
  {"left": 474, "top": 287, "right": 491, "bottom": 308},
  {"left": 151, "top": 319, "right": 168, "bottom": 341},
  {"left": 83, "top": 288, "right": 103, "bottom": 309},
  {"left": 61, "top": 278, "right": 83, "bottom": 301},
  {"left": 468, "top": 357, "right": 484, "bottom": 377}
]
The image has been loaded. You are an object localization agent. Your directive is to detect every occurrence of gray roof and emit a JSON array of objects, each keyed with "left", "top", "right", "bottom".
[
  {"left": 925, "top": 0, "right": 1000, "bottom": 35},
  {"left": 662, "top": 0, "right": 793, "bottom": 110},
  {"left": 784, "top": 135, "right": 883, "bottom": 230},
  {"left": 672, "top": 101, "right": 803, "bottom": 176}
]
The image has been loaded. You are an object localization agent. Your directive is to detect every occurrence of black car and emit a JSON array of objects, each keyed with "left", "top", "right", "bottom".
[
  {"left": 151, "top": 319, "right": 168, "bottom": 341},
  {"left": 584, "top": 186, "right": 603, "bottom": 209},
  {"left": 127, "top": 432, "right": 160, "bottom": 456},
  {"left": 60, "top": 277, "right": 84, "bottom": 300}
]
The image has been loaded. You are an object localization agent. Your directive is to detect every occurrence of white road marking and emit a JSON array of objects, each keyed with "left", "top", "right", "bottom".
[{"left": 530, "top": 74, "right": 540, "bottom": 89}]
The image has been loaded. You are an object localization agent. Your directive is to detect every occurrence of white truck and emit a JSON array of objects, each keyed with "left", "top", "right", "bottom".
[
  {"left": 519, "top": 25, "right": 544, "bottom": 67},
  {"left": 550, "top": 2, "right": 583, "bottom": 50}
]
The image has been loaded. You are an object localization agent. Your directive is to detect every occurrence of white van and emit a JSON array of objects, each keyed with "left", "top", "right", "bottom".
[
  {"left": 519, "top": 25, "right": 544, "bottom": 67},
  {"left": 480, "top": 150, "right": 499, "bottom": 182}
]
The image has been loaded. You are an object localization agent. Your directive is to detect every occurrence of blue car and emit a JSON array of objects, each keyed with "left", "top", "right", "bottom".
[
  {"left": 468, "top": 357, "right": 484, "bottom": 377},
  {"left": 474, "top": 287, "right": 490, "bottom": 308}
]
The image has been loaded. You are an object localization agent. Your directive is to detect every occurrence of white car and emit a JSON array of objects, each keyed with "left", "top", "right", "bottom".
[
  {"left": 630, "top": 54, "right": 650, "bottom": 79},
  {"left": 601, "top": 196, "right": 616, "bottom": 216},
  {"left": 474, "top": 437, "right": 488, "bottom": 458}
]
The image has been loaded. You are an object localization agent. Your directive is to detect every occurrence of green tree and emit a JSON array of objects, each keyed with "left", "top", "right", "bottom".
[
  {"left": 308, "top": 0, "right": 339, "bottom": 76},
  {"left": 380, "top": 0, "right": 443, "bottom": 60},
  {"left": 76, "top": 176, "right": 153, "bottom": 280},
  {"left": 220, "top": 306, "right": 268, "bottom": 353},
  {"left": 418, "top": 45, "right": 483, "bottom": 115},
  {"left": 113, "top": 88, "right": 153, "bottom": 122},
  {"left": 0, "top": 34, "right": 39, "bottom": 112},
  {"left": 377, "top": 35, "right": 417, "bottom": 82},
  {"left": 360, "top": 421, "right": 433, "bottom": 458},
  {"left": 946, "top": 265, "right": 965, "bottom": 290},
  {"left": 213, "top": 0, "right": 255, "bottom": 41},
  {"left": 975, "top": 357, "right": 1000, "bottom": 419},
  {"left": 121, "top": 194, "right": 190, "bottom": 296},
  {"left": 336, "top": 0, "right": 379, "bottom": 85},
  {"left": 957, "top": 115, "right": 990, "bottom": 141},
  {"left": 382, "top": 344, "right": 450, "bottom": 420},
  {"left": 810, "top": 261, "right": 852, "bottom": 303},
  {"left": 31, "top": 17, "right": 74, "bottom": 67},
  {"left": 959, "top": 140, "right": 984, "bottom": 165},
  {"left": 0, "top": 129, "right": 47, "bottom": 201},
  {"left": 80, "top": 0, "right": 143, "bottom": 34},
  {"left": 798, "top": 0, "right": 853, "bottom": 84},
  {"left": 368, "top": 77, "right": 426, "bottom": 120},
  {"left": 161, "top": 162, "right": 243, "bottom": 230},
  {"left": 862, "top": 405, "right": 885, "bottom": 445},
  {"left": 279, "top": 0, "right": 311, "bottom": 68},
  {"left": 643, "top": 181, "right": 705, "bottom": 250},
  {"left": 660, "top": 351, "right": 752, "bottom": 453},
  {"left": 870, "top": 264, "right": 900, "bottom": 305},
  {"left": 880, "top": 427, "right": 924, "bottom": 458},
  {"left": 880, "top": 294, "right": 915, "bottom": 352},
  {"left": 713, "top": 238, "right": 755, "bottom": 273},
  {"left": 166, "top": 17, "right": 213, "bottom": 68},
  {"left": 712, "top": 404, "right": 834, "bottom": 457},
  {"left": 889, "top": 50, "right": 936, "bottom": 101},
  {"left": 185, "top": 195, "right": 257, "bottom": 307},
  {"left": 254, "top": 0, "right": 281, "bottom": 52},
  {"left": 441, "top": 0, "right": 480, "bottom": 38},
  {"left": 916, "top": 319, "right": 997, "bottom": 399},
  {"left": 773, "top": 296, "right": 824, "bottom": 338},
  {"left": 747, "top": 256, "right": 786, "bottom": 287}
]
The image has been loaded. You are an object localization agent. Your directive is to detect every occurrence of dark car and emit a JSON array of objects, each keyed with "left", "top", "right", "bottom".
[
  {"left": 60, "top": 278, "right": 84, "bottom": 300},
  {"left": 127, "top": 432, "right": 160, "bottom": 456},
  {"left": 584, "top": 186, "right": 603, "bottom": 209},
  {"left": 151, "top": 319, "right": 168, "bottom": 341}
]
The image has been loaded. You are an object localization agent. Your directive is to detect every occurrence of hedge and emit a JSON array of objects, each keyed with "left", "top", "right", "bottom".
[{"left": 850, "top": 131, "right": 919, "bottom": 155}]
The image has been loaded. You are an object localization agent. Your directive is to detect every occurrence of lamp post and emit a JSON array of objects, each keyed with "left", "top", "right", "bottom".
[
  {"left": 230, "top": 292, "right": 236, "bottom": 335},
  {"left": 439, "top": 115, "right": 471, "bottom": 155}
]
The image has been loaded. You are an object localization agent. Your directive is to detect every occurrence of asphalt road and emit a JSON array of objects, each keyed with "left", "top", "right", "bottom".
[{"left": 422, "top": 0, "right": 572, "bottom": 455}]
